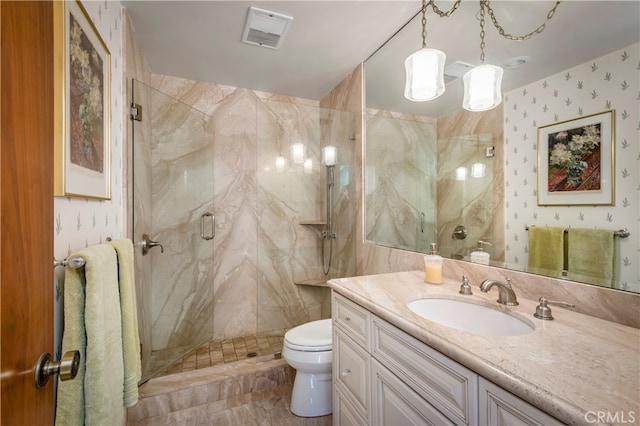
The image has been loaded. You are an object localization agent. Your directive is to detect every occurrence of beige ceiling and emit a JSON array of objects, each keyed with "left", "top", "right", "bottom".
[{"left": 123, "top": 1, "right": 640, "bottom": 116}]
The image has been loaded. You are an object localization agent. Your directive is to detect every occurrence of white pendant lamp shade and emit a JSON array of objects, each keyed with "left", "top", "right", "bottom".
[
  {"left": 462, "top": 64, "right": 504, "bottom": 111},
  {"left": 404, "top": 47, "right": 446, "bottom": 102}
]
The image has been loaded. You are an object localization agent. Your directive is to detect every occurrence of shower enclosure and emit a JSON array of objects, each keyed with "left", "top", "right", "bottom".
[
  {"left": 132, "top": 80, "right": 216, "bottom": 381},
  {"left": 131, "top": 79, "right": 357, "bottom": 380}
]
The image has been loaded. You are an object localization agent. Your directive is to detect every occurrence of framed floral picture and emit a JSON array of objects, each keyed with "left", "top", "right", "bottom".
[
  {"left": 54, "top": 1, "right": 111, "bottom": 199},
  {"left": 537, "top": 110, "right": 615, "bottom": 206}
]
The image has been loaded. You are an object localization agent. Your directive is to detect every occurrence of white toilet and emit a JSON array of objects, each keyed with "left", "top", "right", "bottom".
[{"left": 282, "top": 318, "right": 333, "bottom": 417}]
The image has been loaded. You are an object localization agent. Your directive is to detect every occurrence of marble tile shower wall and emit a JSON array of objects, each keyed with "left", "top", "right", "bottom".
[
  {"left": 136, "top": 74, "right": 356, "bottom": 352},
  {"left": 257, "top": 100, "right": 356, "bottom": 334}
]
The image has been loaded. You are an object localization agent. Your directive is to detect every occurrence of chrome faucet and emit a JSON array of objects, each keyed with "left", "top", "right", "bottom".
[{"left": 479, "top": 278, "right": 519, "bottom": 306}]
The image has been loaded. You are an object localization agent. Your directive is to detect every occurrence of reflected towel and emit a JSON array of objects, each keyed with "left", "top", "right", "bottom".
[
  {"left": 527, "top": 226, "right": 565, "bottom": 277},
  {"left": 567, "top": 228, "right": 616, "bottom": 288},
  {"left": 56, "top": 244, "right": 125, "bottom": 426},
  {"left": 109, "top": 238, "right": 142, "bottom": 407}
]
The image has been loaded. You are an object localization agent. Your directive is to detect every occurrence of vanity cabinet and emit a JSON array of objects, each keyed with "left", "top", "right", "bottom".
[{"left": 332, "top": 292, "right": 563, "bottom": 426}]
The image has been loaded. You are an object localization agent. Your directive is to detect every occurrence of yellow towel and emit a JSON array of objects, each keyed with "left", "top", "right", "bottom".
[
  {"left": 109, "top": 238, "right": 142, "bottom": 407},
  {"left": 567, "top": 228, "right": 616, "bottom": 288},
  {"left": 527, "top": 226, "right": 565, "bottom": 277},
  {"left": 56, "top": 244, "right": 125, "bottom": 426}
]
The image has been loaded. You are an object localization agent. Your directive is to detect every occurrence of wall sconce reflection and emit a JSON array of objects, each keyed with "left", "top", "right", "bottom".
[
  {"left": 471, "top": 162, "right": 486, "bottom": 178},
  {"left": 304, "top": 159, "right": 313, "bottom": 174},
  {"left": 291, "top": 143, "right": 306, "bottom": 164},
  {"left": 456, "top": 167, "right": 468, "bottom": 181},
  {"left": 275, "top": 155, "right": 287, "bottom": 172}
]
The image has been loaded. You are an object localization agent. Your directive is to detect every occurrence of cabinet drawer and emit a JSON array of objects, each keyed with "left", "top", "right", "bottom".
[
  {"left": 333, "top": 292, "right": 370, "bottom": 348},
  {"left": 334, "top": 328, "right": 370, "bottom": 418},
  {"left": 371, "top": 316, "right": 478, "bottom": 425},
  {"left": 479, "top": 377, "right": 563, "bottom": 426},
  {"left": 371, "top": 359, "right": 455, "bottom": 426}
]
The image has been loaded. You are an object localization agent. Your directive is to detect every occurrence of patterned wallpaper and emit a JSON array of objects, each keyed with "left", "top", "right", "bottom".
[
  {"left": 54, "top": 0, "right": 124, "bottom": 358},
  {"left": 504, "top": 43, "right": 639, "bottom": 292},
  {"left": 54, "top": 1, "right": 124, "bottom": 259}
]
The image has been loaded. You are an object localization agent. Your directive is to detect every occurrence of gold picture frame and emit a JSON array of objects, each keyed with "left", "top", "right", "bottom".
[
  {"left": 54, "top": 0, "right": 111, "bottom": 199},
  {"left": 537, "top": 110, "right": 615, "bottom": 206}
]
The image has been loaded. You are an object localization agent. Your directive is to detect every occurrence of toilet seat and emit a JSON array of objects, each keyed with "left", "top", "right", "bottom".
[{"left": 284, "top": 319, "right": 332, "bottom": 352}]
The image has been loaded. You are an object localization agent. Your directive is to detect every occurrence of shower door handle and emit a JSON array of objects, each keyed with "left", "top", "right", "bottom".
[
  {"left": 201, "top": 213, "right": 214, "bottom": 240},
  {"left": 142, "top": 233, "right": 164, "bottom": 255}
]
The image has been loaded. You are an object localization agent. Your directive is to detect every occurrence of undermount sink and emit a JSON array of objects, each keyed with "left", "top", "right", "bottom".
[{"left": 407, "top": 298, "right": 534, "bottom": 336}]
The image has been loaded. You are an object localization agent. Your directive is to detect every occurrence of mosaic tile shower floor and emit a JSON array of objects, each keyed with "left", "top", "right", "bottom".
[{"left": 153, "top": 332, "right": 285, "bottom": 378}]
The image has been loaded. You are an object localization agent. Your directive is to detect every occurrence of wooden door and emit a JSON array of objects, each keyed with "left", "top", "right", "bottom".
[{"left": 1, "top": 1, "right": 55, "bottom": 425}]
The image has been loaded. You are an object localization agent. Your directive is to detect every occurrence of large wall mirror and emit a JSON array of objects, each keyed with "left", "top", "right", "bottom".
[{"left": 364, "top": 1, "right": 639, "bottom": 293}]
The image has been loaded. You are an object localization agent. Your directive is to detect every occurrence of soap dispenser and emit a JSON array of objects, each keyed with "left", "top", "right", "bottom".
[
  {"left": 470, "top": 240, "right": 491, "bottom": 265},
  {"left": 424, "top": 243, "right": 443, "bottom": 284}
]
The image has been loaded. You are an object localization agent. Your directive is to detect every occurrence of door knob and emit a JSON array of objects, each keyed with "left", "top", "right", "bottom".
[
  {"left": 34, "top": 350, "right": 80, "bottom": 388},
  {"left": 141, "top": 233, "right": 164, "bottom": 256}
]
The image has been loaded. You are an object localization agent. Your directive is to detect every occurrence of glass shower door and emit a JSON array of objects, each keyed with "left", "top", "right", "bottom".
[{"left": 131, "top": 79, "right": 215, "bottom": 381}]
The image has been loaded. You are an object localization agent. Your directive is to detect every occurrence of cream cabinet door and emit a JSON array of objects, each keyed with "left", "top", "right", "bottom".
[
  {"left": 479, "top": 377, "right": 564, "bottom": 426},
  {"left": 371, "top": 360, "right": 455, "bottom": 426}
]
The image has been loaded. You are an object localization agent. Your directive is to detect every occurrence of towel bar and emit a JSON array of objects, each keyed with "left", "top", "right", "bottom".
[
  {"left": 54, "top": 257, "right": 85, "bottom": 269},
  {"left": 53, "top": 237, "right": 114, "bottom": 269},
  {"left": 524, "top": 226, "right": 629, "bottom": 238}
]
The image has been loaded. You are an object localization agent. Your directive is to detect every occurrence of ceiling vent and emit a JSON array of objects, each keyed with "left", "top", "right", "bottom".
[
  {"left": 443, "top": 61, "right": 475, "bottom": 84},
  {"left": 242, "top": 7, "right": 293, "bottom": 50}
]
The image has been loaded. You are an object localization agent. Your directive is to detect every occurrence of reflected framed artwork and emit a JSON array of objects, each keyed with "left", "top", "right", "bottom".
[
  {"left": 537, "top": 110, "right": 614, "bottom": 206},
  {"left": 54, "top": 1, "right": 111, "bottom": 199}
]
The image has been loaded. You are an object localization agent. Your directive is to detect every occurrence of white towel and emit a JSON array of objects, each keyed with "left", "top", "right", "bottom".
[{"left": 56, "top": 244, "right": 125, "bottom": 426}]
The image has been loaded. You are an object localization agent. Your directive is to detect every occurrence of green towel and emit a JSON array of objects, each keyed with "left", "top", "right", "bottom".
[
  {"left": 527, "top": 226, "right": 565, "bottom": 277},
  {"left": 109, "top": 238, "right": 142, "bottom": 407},
  {"left": 56, "top": 244, "right": 125, "bottom": 426},
  {"left": 567, "top": 228, "right": 616, "bottom": 288}
]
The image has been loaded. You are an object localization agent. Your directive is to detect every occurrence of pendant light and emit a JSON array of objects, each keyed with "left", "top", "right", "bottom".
[
  {"left": 462, "top": 1, "right": 503, "bottom": 111},
  {"left": 404, "top": 0, "right": 446, "bottom": 102}
]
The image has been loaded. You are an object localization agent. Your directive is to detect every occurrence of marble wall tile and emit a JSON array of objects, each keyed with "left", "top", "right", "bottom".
[{"left": 256, "top": 99, "right": 357, "bottom": 334}]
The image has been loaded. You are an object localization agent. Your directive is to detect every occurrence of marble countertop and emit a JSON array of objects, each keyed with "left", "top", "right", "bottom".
[{"left": 328, "top": 270, "right": 640, "bottom": 426}]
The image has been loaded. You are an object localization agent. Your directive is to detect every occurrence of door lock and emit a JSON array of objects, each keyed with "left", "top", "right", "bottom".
[{"left": 34, "top": 350, "right": 80, "bottom": 388}]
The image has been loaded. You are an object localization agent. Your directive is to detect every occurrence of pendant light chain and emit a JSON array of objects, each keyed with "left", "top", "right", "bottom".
[
  {"left": 421, "top": 0, "right": 427, "bottom": 48},
  {"left": 479, "top": 1, "right": 487, "bottom": 63},
  {"left": 428, "top": 0, "right": 462, "bottom": 18},
  {"left": 484, "top": 0, "right": 562, "bottom": 41}
]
